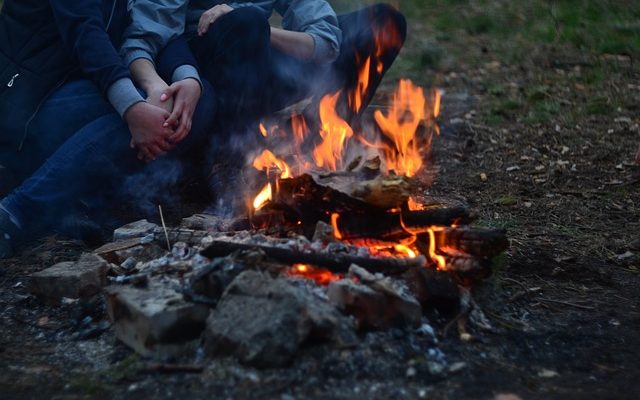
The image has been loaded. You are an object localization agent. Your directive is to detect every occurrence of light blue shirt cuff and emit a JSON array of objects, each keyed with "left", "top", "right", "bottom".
[
  {"left": 308, "top": 33, "right": 339, "bottom": 63},
  {"left": 123, "top": 49, "right": 155, "bottom": 68},
  {"left": 172, "top": 65, "right": 203, "bottom": 90},
  {"left": 106, "top": 78, "right": 146, "bottom": 117}
]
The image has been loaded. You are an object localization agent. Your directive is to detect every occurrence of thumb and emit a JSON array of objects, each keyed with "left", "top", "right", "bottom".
[{"left": 161, "top": 84, "right": 179, "bottom": 102}]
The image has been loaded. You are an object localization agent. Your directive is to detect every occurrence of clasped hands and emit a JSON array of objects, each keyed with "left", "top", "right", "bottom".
[{"left": 126, "top": 78, "right": 201, "bottom": 162}]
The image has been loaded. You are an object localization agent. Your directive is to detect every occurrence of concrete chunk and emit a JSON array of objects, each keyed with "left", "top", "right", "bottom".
[
  {"left": 30, "top": 253, "right": 108, "bottom": 303},
  {"left": 204, "top": 271, "right": 356, "bottom": 367},
  {"left": 104, "top": 282, "right": 210, "bottom": 358},
  {"left": 113, "top": 219, "right": 158, "bottom": 241}
]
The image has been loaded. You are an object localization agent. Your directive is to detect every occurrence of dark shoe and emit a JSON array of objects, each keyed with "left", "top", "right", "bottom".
[
  {"left": 0, "top": 208, "right": 21, "bottom": 259},
  {"left": 58, "top": 213, "right": 108, "bottom": 247}
]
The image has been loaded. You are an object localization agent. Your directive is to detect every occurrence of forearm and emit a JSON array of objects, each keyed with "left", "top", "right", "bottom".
[
  {"left": 129, "top": 58, "right": 167, "bottom": 94},
  {"left": 270, "top": 27, "right": 315, "bottom": 62}
]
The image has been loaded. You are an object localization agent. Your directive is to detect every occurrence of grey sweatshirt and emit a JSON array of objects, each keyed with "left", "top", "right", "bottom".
[
  {"left": 112, "top": 0, "right": 201, "bottom": 117},
  {"left": 121, "top": 0, "right": 342, "bottom": 65}
]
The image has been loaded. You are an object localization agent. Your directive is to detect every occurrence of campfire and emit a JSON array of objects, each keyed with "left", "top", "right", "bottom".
[
  {"left": 29, "top": 51, "right": 509, "bottom": 367},
  {"left": 241, "top": 77, "right": 506, "bottom": 284}
]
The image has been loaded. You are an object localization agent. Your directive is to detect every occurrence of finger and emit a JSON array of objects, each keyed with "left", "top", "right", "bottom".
[
  {"left": 165, "top": 102, "right": 184, "bottom": 127},
  {"left": 170, "top": 117, "right": 189, "bottom": 143},
  {"left": 198, "top": 12, "right": 212, "bottom": 35},
  {"left": 130, "top": 138, "right": 135, "bottom": 149},
  {"left": 161, "top": 85, "right": 177, "bottom": 102},
  {"left": 148, "top": 144, "right": 167, "bottom": 159},
  {"left": 140, "top": 146, "right": 155, "bottom": 162},
  {"left": 156, "top": 137, "right": 173, "bottom": 152}
]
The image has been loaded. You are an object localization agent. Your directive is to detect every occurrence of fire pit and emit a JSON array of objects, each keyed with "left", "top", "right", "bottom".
[{"left": 31, "top": 78, "right": 508, "bottom": 367}]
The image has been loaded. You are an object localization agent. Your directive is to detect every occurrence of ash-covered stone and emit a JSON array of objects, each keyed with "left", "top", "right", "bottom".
[
  {"left": 312, "top": 221, "right": 336, "bottom": 243},
  {"left": 327, "top": 279, "right": 388, "bottom": 330},
  {"left": 114, "top": 243, "right": 168, "bottom": 265},
  {"left": 402, "top": 267, "right": 460, "bottom": 315},
  {"left": 184, "top": 256, "right": 250, "bottom": 305},
  {"left": 180, "top": 213, "right": 228, "bottom": 232},
  {"left": 204, "top": 270, "right": 357, "bottom": 367},
  {"left": 335, "top": 265, "right": 422, "bottom": 328},
  {"left": 30, "top": 253, "right": 108, "bottom": 303},
  {"left": 104, "top": 281, "right": 210, "bottom": 358},
  {"left": 113, "top": 219, "right": 158, "bottom": 241}
]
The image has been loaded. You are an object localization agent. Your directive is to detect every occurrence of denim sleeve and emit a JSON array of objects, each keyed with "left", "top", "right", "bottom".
[
  {"left": 274, "top": 0, "right": 342, "bottom": 63},
  {"left": 120, "top": 0, "right": 188, "bottom": 66}
]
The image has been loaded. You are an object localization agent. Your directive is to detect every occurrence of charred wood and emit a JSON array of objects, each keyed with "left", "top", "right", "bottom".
[{"left": 200, "top": 240, "right": 426, "bottom": 274}]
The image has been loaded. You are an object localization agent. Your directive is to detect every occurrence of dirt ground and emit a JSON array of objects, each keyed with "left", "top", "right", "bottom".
[{"left": 1, "top": 1, "right": 639, "bottom": 399}]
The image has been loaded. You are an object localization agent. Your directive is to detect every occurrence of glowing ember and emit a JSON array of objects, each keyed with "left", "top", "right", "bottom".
[
  {"left": 407, "top": 197, "right": 424, "bottom": 211},
  {"left": 289, "top": 264, "right": 342, "bottom": 286},
  {"left": 253, "top": 183, "right": 272, "bottom": 210},
  {"left": 313, "top": 91, "right": 354, "bottom": 171},
  {"left": 349, "top": 55, "right": 371, "bottom": 113},
  {"left": 259, "top": 123, "right": 268, "bottom": 137},
  {"left": 374, "top": 79, "right": 426, "bottom": 177},
  {"left": 252, "top": 149, "right": 292, "bottom": 179},
  {"left": 427, "top": 228, "right": 447, "bottom": 270}
]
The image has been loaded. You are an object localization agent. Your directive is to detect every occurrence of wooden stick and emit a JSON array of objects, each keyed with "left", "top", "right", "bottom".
[
  {"left": 200, "top": 239, "right": 427, "bottom": 274},
  {"left": 158, "top": 205, "right": 171, "bottom": 251}
]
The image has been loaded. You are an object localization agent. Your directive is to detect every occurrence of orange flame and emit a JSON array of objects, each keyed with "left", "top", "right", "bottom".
[
  {"left": 330, "top": 213, "right": 343, "bottom": 240},
  {"left": 313, "top": 92, "right": 354, "bottom": 170},
  {"left": 433, "top": 89, "right": 442, "bottom": 119},
  {"left": 427, "top": 228, "right": 447, "bottom": 270},
  {"left": 291, "top": 113, "right": 309, "bottom": 148},
  {"left": 253, "top": 183, "right": 272, "bottom": 210},
  {"left": 252, "top": 149, "right": 292, "bottom": 179},
  {"left": 394, "top": 244, "right": 417, "bottom": 258},
  {"left": 374, "top": 79, "right": 426, "bottom": 177},
  {"left": 349, "top": 55, "right": 371, "bottom": 113},
  {"left": 259, "top": 123, "right": 268, "bottom": 137},
  {"left": 288, "top": 264, "right": 342, "bottom": 286}
]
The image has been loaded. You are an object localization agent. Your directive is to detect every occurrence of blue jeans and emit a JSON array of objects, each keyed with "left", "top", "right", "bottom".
[
  {"left": 1, "top": 80, "right": 116, "bottom": 194},
  {"left": 1, "top": 79, "right": 216, "bottom": 233}
]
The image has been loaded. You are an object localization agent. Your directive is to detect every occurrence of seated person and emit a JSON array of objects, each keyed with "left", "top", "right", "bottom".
[
  {"left": 187, "top": 1, "right": 406, "bottom": 122},
  {"left": 0, "top": 0, "right": 216, "bottom": 258}
]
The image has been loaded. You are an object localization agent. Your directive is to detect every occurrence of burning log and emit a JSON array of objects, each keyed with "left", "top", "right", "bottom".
[
  {"left": 430, "top": 227, "right": 508, "bottom": 258},
  {"left": 200, "top": 239, "right": 427, "bottom": 274},
  {"left": 331, "top": 207, "right": 474, "bottom": 241}
]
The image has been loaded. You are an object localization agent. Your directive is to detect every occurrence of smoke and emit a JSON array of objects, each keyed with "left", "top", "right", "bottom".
[{"left": 120, "top": 158, "right": 185, "bottom": 218}]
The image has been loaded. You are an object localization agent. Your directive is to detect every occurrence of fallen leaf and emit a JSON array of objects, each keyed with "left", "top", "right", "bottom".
[
  {"left": 538, "top": 368, "right": 559, "bottom": 378},
  {"left": 506, "top": 166, "right": 520, "bottom": 172},
  {"left": 480, "top": 173, "right": 488, "bottom": 182}
]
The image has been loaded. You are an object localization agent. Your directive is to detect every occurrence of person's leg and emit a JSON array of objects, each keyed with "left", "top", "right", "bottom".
[
  {"left": 189, "top": 7, "right": 271, "bottom": 121},
  {"left": 1, "top": 80, "right": 115, "bottom": 187},
  {"left": 0, "top": 80, "right": 216, "bottom": 253},
  {"left": 333, "top": 4, "right": 407, "bottom": 114}
]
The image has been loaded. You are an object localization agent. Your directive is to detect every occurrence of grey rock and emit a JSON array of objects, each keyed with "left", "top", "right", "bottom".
[
  {"left": 204, "top": 271, "right": 356, "bottom": 367},
  {"left": 180, "top": 213, "right": 227, "bottom": 232},
  {"left": 328, "top": 264, "right": 422, "bottom": 329},
  {"left": 113, "top": 219, "right": 158, "bottom": 241},
  {"left": 30, "top": 253, "right": 108, "bottom": 303},
  {"left": 114, "top": 244, "right": 168, "bottom": 265},
  {"left": 327, "top": 279, "right": 388, "bottom": 330},
  {"left": 104, "top": 282, "right": 210, "bottom": 358}
]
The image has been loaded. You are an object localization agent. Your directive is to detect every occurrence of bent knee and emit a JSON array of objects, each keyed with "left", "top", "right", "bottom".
[
  {"left": 371, "top": 3, "right": 407, "bottom": 45},
  {"left": 218, "top": 7, "right": 270, "bottom": 37}
]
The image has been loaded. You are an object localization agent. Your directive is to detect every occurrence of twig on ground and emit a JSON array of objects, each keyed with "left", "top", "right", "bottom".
[
  {"left": 537, "top": 298, "right": 595, "bottom": 310},
  {"left": 158, "top": 205, "right": 171, "bottom": 251}
]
